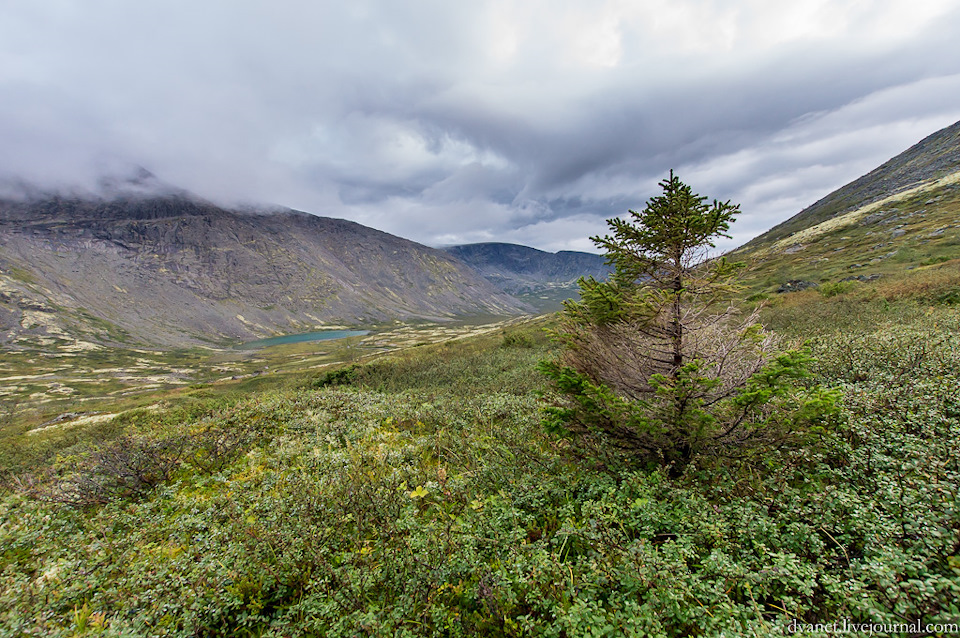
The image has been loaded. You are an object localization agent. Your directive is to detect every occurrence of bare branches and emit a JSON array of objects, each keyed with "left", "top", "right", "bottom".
[{"left": 28, "top": 436, "right": 186, "bottom": 507}]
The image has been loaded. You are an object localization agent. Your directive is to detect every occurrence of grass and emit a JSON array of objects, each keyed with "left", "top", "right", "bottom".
[
  {"left": 0, "top": 318, "right": 534, "bottom": 478},
  {"left": 756, "top": 261, "right": 960, "bottom": 342},
  {"left": 0, "top": 318, "right": 529, "bottom": 433},
  {"left": 733, "top": 178, "right": 960, "bottom": 295},
  {"left": 1, "top": 295, "right": 959, "bottom": 635}
]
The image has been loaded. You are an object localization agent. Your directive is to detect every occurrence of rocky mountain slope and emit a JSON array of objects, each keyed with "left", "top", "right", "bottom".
[
  {"left": 445, "top": 243, "right": 610, "bottom": 292},
  {"left": 745, "top": 120, "right": 960, "bottom": 247},
  {"left": 732, "top": 119, "right": 960, "bottom": 293},
  {"left": 0, "top": 195, "right": 530, "bottom": 348}
]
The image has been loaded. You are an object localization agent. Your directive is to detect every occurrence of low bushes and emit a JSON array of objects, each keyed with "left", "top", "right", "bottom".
[{"left": 2, "top": 309, "right": 959, "bottom": 635}]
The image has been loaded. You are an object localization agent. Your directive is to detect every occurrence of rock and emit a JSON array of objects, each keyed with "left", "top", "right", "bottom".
[
  {"left": 17, "top": 299, "right": 53, "bottom": 312},
  {"left": 891, "top": 229, "right": 906, "bottom": 238},
  {"left": 776, "top": 280, "right": 819, "bottom": 293}
]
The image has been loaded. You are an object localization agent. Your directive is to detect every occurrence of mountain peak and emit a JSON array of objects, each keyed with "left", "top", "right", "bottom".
[{"left": 444, "top": 243, "right": 611, "bottom": 306}]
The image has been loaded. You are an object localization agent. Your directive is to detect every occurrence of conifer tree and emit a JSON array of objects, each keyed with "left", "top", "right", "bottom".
[{"left": 540, "top": 173, "right": 837, "bottom": 469}]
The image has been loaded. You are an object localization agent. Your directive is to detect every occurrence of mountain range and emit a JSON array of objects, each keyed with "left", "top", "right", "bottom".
[
  {"left": 0, "top": 195, "right": 536, "bottom": 347},
  {"left": 444, "top": 243, "right": 610, "bottom": 293},
  {"left": 3, "top": 118, "right": 959, "bottom": 350},
  {"left": 0, "top": 189, "right": 611, "bottom": 348}
]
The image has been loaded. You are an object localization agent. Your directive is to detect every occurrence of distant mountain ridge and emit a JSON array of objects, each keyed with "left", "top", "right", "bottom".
[
  {"left": 0, "top": 194, "right": 530, "bottom": 347},
  {"left": 444, "top": 242, "right": 611, "bottom": 294}
]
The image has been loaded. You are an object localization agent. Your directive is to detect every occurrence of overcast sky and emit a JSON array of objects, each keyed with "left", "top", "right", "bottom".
[{"left": 2, "top": 1, "right": 960, "bottom": 252}]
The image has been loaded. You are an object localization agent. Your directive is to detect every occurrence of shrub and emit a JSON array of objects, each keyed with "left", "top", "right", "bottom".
[
  {"left": 501, "top": 330, "right": 534, "bottom": 348},
  {"left": 37, "top": 435, "right": 186, "bottom": 507},
  {"left": 313, "top": 365, "right": 360, "bottom": 388},
  {"left": 818, "top": 281, "right": 855, "bottom": 298},
  {"left": 935, "top": 287, "right": 960, "bottom": 305}
]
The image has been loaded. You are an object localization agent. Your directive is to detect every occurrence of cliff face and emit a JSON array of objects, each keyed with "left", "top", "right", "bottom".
[{"left": 0, "top": 195, "right": 530, "bottom": 347}]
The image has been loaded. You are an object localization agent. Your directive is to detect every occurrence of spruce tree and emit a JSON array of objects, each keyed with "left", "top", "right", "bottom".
[{"left": 540, "top": 173, "right": 837, "bottom": 469}]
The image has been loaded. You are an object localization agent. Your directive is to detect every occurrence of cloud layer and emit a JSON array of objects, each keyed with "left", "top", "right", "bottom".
[{"left": 2, "top": 1, "right": 960, "bottom": 251}]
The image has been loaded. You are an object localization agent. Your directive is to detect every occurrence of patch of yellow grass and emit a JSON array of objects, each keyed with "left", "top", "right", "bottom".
[
  {"left": 871, "top": 261, "right": 960, "bottom": 301},
  {"left": 27, "top": 412, "right": 117, "bottom": 435},
  {"left": 765, "top": 169, "right": 960, "bottom": 253}
]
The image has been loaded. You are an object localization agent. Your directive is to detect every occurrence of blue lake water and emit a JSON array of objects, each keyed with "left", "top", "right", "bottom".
[{"left": 238, "top": 330, "right": 370, "bottom": 350}]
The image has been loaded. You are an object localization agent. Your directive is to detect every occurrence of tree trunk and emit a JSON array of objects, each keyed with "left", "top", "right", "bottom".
[
  {"left": 671, "top": 254, "right": 683, "bottom": 376},
  {"left": 671, "top": 255, "right": 685, "bottom": 436}
]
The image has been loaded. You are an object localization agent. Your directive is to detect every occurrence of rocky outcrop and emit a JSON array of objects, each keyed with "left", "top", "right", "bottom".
[{"left": 776, "top": 280, "right": 818, "bottom": 293}]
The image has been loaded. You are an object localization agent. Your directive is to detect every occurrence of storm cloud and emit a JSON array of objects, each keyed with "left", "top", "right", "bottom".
[{"left": 2, "top": 1, "right": 960, "bottom": 252}]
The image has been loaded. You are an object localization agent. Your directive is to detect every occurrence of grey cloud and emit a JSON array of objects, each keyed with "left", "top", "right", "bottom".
[{"left": 1, "top": 1, "right": 960, "bottom": 252}]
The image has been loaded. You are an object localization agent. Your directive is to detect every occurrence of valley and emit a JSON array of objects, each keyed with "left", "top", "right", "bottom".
[
  {"left": 0, "top": 316, "right": 532, "bottom": 435},
  {"left": 0, "top": 194, "right": 533, "bottom": 348}
]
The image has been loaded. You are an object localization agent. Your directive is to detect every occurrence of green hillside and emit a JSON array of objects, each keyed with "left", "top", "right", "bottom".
[
  {"left": 733, "top": 157, "right": 960, "bottom": 297},
  {"left": 745, "top": 119, "right": 960, "bottom": 245}
]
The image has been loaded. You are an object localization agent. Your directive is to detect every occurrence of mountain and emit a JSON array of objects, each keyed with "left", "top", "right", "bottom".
[
  {"left": 444, "top": 243, "right": 611, "bottom": 311},
  {"left": 745, "top": 120, "right": 960, "bottom": 247},
  {"left": 0, "top": 194, "right": 530, "bottom": 348},
  {"left": 732, "top": 119, "right": 960, "bottom": 293}
]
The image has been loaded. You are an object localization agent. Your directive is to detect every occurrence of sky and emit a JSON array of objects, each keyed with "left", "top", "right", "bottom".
[{"left": 2, "top": 1, "right": 960, "bottom": 253}]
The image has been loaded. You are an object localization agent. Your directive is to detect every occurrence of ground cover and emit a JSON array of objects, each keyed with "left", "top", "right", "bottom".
[
  {"left": 1, "top": 283, "right": 958, "bottom": 635},
  {"left": 0, "top": 318, "right": 526, "bottom": 431}
]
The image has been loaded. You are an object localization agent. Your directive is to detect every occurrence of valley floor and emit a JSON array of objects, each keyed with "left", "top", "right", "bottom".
[{"left": 0, "top": 317, "right": 529, "bottom": 438}]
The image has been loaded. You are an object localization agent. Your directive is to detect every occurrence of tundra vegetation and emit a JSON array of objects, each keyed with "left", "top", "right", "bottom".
[{"left": 1, "top": 184, "right": 960, "bottom": 636}]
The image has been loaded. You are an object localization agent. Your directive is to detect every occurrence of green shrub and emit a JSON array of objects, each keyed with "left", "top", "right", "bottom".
[
  {"left": 501, "top": 330, "right": 534, "bottom": 348},
  {"left": 935, "top": 287, "right": 960, "bottom": 305},
  {"left": 312, "top": 365, "right": 359, "bottom": 388},
  {"left": 818, "top": 281, "right": 855, "bottom": 297}
]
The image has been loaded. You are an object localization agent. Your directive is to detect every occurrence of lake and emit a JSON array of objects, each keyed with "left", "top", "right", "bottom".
[{"left": 237, "top": 329, "right": 370, "bottom": 350}]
